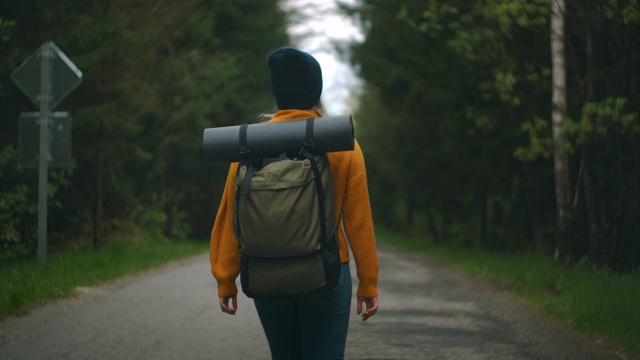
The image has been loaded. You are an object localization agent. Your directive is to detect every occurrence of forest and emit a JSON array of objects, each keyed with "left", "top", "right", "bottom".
[
  {"left": 347, "top": 0, "right": 639, "bottom": 272},
  {"left": 1, "top": 0, "right": 639, "bottom": 273},
  {"left": 0, "top": 0, "right": 290, "bottom": 256}
]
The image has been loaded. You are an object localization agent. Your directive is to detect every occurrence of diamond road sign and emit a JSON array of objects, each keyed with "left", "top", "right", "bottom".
[
  {"left": 10, "top": 41, "right": 83, "bottom": 109},
  {"left": 10, "top": 41, "right": 82, "bottom": 266}
]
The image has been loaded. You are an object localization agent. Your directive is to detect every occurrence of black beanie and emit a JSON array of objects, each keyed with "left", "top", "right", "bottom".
[{"left": 267, "top": 47, "right": 323, "bottom": 110}]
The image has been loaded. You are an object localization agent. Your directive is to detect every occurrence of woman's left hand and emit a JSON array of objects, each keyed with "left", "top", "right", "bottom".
[{"left": 219, "top": 295, "right": 238, "bottom": 315}]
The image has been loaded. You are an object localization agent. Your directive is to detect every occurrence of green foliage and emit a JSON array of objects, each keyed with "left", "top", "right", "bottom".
[
  {"left": 0, "top": 147, "right": 33, "bottom": 260},
  {"left": 514, "top": 117, "right": 553, "bottom": 161},
  {"left": 0, "top": 16, "right": 14, "bottom": 97},
  {"left": 396, "top": 1, "right": 457, "bottom": 34},
  {"left": 567, "top": 97, "right": 639, "bottom": 146},
  {"left": 0, "top": 146, "right": 73, "bottom": 260},
  {"left": 349, "top": 0, "right": 554, "bottom": 252},
  {"left": 347, "top": 0, "right": 639, "bottom": 270},
  {"left": 0, "top": 238, "right": 208, "bottom": 319},
  {"left": 0, "top": 17, "right": 14, "bottom": 42},
  {"left": 0, "top": 0, "right": 290, "bottom": 258}
]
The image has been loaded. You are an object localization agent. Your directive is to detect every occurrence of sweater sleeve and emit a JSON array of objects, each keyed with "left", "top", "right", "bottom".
[
  {"left": 209, "top": 163, "right": 242, "bottom": 297},
  {"left": 342, "top": 142, "right": 379, "bottom": 297}
]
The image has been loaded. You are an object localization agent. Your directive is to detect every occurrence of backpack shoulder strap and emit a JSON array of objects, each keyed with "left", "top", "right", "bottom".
[
  {"left": 298, "top": 150, "right": 329, "bottom": 246},
  {"left": 239, "top": 162, "right": 256, "bottom": 195},
  {"left": 299, "top": 117, "right": 331, "bottom": 246},
  {"left": 237, "top": 123, "right": 256, "bottom": 195}
]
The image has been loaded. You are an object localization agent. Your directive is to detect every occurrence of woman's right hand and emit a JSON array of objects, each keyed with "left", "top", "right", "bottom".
[{"left": 357, "top": 296, "right": 378, "bottom": 321}]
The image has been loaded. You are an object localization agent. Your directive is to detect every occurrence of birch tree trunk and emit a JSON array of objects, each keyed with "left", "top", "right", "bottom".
[{"left": 550, "top": 0, "right": 572, "bottom": 262}]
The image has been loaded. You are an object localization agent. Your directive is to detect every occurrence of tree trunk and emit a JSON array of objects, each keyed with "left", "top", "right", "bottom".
[
  {"left": 583, "top": 24, "right": 599, "bottom": 265},
  {"left": 93, "top": 121, "right": 104, "bottom": 249},
  {"left": 550, "top": 0, "right": 572, "bottom": 263},
  {"left": 405, "top": 192, "right": 415, "bottom": 233},
  {"left": 634, "top": 137, "right": 640, "bottom": 269},
  {"left": 480, "top": 180, "right": 488, "bottom": 248},
  {"left": 93, "top": 0, "right": 111, "bottom": 249},
  {"left": 426, "top": 206, "right": 440, "bottom": 245},
  {"left": 581, "top": 149, "right": 598, "bottom": 263}
]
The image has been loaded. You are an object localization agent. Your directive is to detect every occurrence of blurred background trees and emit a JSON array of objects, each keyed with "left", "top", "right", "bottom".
[
  {"left": 0, "top": 0, "right": 289, "bottom": 258},
  {"left": 1, "top": 0, "right": 638, "bottom": 273},
  {"left": 346, "top": 0, "right": 639, "bottom": 272}
]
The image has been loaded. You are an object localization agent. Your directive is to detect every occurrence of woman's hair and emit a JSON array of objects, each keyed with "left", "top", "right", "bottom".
[
  {"left": 312, "top": 100, "right": 327, "bottom": 117},
  {"left": 257, "top": 100, "right": 327, "bottom": 121}
]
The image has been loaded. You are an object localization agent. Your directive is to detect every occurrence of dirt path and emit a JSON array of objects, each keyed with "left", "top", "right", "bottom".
[{"left": 0, "top": 244, "right": 619, "bottom": 359}]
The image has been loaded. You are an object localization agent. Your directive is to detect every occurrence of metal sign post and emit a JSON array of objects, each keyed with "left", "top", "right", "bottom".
[
  {"left": 37, "top": 42, "right": 52, "bottom": 266},
  {"left": 11, "top": 41, "right": 82, "bottom": 266}
]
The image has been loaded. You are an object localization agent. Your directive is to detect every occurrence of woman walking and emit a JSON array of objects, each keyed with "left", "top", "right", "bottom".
[{"left": 210, "top": 46, "right": 379, "bottom": 360}]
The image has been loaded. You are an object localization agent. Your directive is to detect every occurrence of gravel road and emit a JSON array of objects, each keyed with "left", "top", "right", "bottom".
[{"left": 0, "top": 243, "right": 619, "bottom": 359}]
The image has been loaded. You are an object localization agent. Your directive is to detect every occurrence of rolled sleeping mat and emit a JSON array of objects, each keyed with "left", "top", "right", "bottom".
[{"left": 203, "top": 115, "right": 354, "bottom": 164}]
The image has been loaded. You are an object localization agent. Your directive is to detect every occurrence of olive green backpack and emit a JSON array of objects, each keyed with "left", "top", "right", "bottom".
[{"left": 233, "top": 119, "right": 341, "bottom": 298}]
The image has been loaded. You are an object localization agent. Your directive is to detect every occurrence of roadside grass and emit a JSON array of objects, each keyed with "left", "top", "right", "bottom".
[
  {"left": 0, "top": 239, "right": 208, "bottom": 321},
  {"left": 377, "top": 228, "right": 640, "bottom": 358}
]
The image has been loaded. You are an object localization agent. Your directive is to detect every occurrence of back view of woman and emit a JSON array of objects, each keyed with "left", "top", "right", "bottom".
[{"left": 210, "top": 46, "right": 379, "bottom": 360}]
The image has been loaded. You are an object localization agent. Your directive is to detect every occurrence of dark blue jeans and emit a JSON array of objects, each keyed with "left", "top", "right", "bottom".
[{"left": 253, "top": 263, "right": 352, "bottom": 360}]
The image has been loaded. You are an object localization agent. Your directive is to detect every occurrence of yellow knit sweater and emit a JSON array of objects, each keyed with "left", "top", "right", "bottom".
[{"left": 210, "top": 109, "right": 379, "bottom": 298}]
